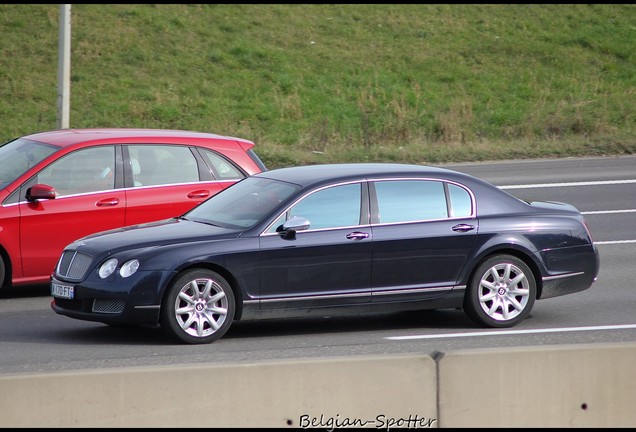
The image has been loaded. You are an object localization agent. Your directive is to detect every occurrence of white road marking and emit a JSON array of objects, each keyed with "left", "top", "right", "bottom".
[
  {"left": 595, "top": 240, "right": 636, "bottom": 245},
  {"left": 582, "top": 209, "right": 636, "bottom": 214},
  {"left": 499, "top": 179, "right": 636, "bottom": 189},
  {"left": 385, "top": 324, "right": 636, "bottom": 341}
]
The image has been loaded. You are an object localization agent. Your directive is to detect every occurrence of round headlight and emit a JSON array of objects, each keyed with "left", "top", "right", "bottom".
[
  {"left": 99, "top": 258, "right": 118, "bottom": 279},
  {"left": 120, "top": 259, "right": 140, "bottom": 278}
]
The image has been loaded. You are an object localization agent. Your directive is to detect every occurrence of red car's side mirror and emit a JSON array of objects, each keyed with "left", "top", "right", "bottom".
[{"left": 26, "top": 184, "right": 56, "bottom": 201}]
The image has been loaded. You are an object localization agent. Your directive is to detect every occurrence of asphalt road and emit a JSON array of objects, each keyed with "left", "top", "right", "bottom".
[{"left": 1, "top": 155, "right": 634, "bottom": 376}]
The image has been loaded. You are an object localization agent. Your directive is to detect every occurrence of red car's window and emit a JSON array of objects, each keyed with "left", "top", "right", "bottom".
[
  {"left": 0, "top": 138, "right": 58, "bottom": 190},
  {"left": 38, "top": 146, "right": 116, "bottom": 197},
  {"left": 198, "top": 148, "right": 245, "bottom": 180},
  {"left": 127, "top": 145, "right": 199, "bottom": 187}
]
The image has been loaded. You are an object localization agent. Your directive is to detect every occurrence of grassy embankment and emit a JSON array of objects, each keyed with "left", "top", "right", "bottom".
[{"left": 1, "top": 4, "right": 634, "bottom": 168}]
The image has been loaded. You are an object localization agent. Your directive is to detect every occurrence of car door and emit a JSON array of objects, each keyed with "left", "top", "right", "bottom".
[
  {"left": 18, "top": 145, "right": 126, "bottom": 281},
  {"left": 258, "top": 182, "right": 372, "bottom": 309},
  {"left": 123, "top": 144, "right": 233, "bottom": 225},
  {"left": 369, "top": 179, "right": 478, "bottom": 303}
]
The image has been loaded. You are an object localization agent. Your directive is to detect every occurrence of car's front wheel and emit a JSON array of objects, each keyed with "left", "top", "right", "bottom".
[
  {"left": 160, "top": 269, "right": 235, "bottom": 344},
  {"left": 463, "top": 254, "right": 536, "bottom": 328}
]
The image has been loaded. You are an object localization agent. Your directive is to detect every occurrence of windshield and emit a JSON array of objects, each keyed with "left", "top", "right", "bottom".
[
  {"left": 0, "top": 138, "right": 58, "bottom": 190},
  {"left": 185, "top": 176, "right": 300, "bottom": 229}
]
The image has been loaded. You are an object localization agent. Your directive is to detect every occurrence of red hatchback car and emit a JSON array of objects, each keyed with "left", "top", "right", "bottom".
[{"left": 0, "top": 128, "right": 266, "bottom": 290}]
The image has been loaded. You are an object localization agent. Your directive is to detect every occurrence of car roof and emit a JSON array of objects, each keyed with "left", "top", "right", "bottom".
[
  {"left": 254, "top": 163, "right": 477, "bottom": 188},
  {"left": 251, "top": 163, "right": 531, "bottom": 217},
  {"left": 22, "top": 128, "right": 254, "bottom": 148}
]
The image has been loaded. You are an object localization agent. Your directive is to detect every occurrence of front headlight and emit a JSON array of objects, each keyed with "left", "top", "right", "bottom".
[
  {"left": 120, "top": 259, "right": 140, "bottom": 278},
  {"left": 99, "top": 258, "right": 118, "bottom": 279}
]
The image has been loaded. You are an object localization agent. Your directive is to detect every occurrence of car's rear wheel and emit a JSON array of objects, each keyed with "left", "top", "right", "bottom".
[
  {"left": 160, "top": 269, "right": 235, "bottom": 344},
  {"left": 463, "top": 254, "right": 536, "bottom": 328}
]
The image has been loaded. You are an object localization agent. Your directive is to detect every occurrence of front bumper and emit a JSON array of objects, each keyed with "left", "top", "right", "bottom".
[{"left": 50, "top": 269, "right": 176, "bottom": 326}]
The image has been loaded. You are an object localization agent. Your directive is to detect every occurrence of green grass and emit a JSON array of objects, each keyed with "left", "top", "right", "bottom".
[{"left": 1, "top": 4, "right": 634, "bottom": 168}]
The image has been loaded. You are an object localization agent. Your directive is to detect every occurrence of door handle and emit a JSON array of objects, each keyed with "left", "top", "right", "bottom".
[
  {"left": 187, "top": 190, "right": 210, "bottom": 199},
  {"left": 96, "top": 198, "right": 120, "bottom": 207},
  {"left": 452, "top": 223, "right": 475, "bottom": 232},
  {"left": 346, "top": 232, "right": 370, "bottom": 240}
]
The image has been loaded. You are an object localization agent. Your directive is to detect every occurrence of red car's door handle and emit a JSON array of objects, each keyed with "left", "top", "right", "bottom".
[
  {"left": 96, "top": 198, "right": 120, "bottom": 207},
  {"left": 187, "top": 190, "right": 210, "bottom": 199}
]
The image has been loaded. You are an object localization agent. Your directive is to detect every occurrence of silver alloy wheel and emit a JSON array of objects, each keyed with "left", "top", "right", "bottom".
[
  {"left": 477, "top": 262, "right": 530, "bottom": 321},
  {"left": 173, "top": 277, "right": 229, "bottom": 338}
]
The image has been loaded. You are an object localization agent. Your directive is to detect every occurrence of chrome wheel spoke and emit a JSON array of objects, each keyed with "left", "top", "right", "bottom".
[
  {"left": 201, "top": 279, "right": 213, "bottom": 299},
  {"left": 500, "top": 299, "right": 511, "bottom": 320},
  {"left": 202, "top": 311, "right": 222, "bottom": 331},
  {"left": 487, "top": 298, "right": 502, "bottom": 315},
  {"left": 180, "top": 313, "right": 196, "bottom": 331},
  {"left": 206, "top": 291, "right": 225, "bottom": 306},
  {"left": 509, "top": 287, "right": 529, "bottom": 297},
  {"left": 479, "top": 289, "right": 497, "bottom": 302},
  {"left": 195, "top": 316, "right": 206, "bottom": 336},
  {"left": 207, "top": 305, "right": 227, "bottom": 315},
  {"left": 480, "top": 279, "right": 497, "bottom": 291},
  {"left": 489, "top": 268, "right": 502, "bottom": 284},
  {"left": 176, "top": 305, "right": 195, "bottom": 315},
  {"left": 178, "top": 290, "right": 195, "bottom": 304},
  {"left": 503, "top": 263, "right": 512, "bottom": 282},
  {"left": 508, "top": 273, "right": 526, "bottom": 287},
  {"left": 507, "top": 295, "right": 524, "bottom": 312}
]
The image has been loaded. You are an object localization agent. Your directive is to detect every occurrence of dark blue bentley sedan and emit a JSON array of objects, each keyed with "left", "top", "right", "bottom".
[{"left": 51, "top": 163, "right": 600, "bottom": 344}]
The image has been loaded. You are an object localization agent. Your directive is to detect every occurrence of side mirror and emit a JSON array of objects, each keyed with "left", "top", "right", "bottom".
[
  {"left": 26, "top": 184, "right": 56, "bottom": 201},
  {"left": 279, "top": 216, "right": 310, "bottom": 240}
]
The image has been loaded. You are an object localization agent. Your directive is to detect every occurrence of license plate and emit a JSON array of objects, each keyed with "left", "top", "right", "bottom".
[{"left": 51, "top": 282, "right": 74, "bottom": 299}]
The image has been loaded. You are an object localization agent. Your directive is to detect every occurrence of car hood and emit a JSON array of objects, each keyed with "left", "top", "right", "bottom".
[{"left": 67, "top": 217, "right": 244, "bottom": 255}]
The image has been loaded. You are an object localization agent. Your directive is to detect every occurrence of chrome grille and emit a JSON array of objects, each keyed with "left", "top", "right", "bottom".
[
  {"left": 92, "top": 299, "right": 125, "bottom": 314},
  {"left": 56, "top": 250, "right": 93, "bottom": 281}
]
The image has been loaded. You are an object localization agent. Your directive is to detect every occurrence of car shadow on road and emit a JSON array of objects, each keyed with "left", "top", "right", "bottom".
[
  {"left": 0, "top": 284, "right": 51, "bottom": 299},
  {"left": 1, "top": 284, "right": 478, "bottom": 345},
  {"left": 47, "top": 323, "right": 172, "bottom": 346},
  {"left": 223, "top": 309, "right": 477, "bottom": 340},
  {"left": 38, "top": 309, "right": 477, "bottom": 346}
]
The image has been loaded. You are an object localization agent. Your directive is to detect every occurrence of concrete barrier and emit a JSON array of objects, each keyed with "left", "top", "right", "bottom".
[
  {"left": 1, "top": 342, "right": 634, "bottom": 427},
  {"left": 0, "top": 354, "right": 437, "bottom": 428},
  {"left": 437, "top": 342, "right": 636, "bottom": 427}
]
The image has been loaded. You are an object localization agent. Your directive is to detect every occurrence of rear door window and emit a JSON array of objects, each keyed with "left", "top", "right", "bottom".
[
  {"left": 127, "top": 145, "right": 199, "bottom": 187},
  {"left": 373, "top": 180, "right": 447, "bottom": 223}
]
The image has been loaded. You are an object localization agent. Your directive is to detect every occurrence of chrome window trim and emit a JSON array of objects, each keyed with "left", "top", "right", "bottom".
[
  {"left": 372, "top": 285, "right": 460, "bottom": 296},
  {"left": 258, "top": 291, "right": 370, "bottom": 303},
  {"left": 9, "top": 178, "right": 233, "bottom": 206},
  {"left": 260, "top": 177, "right": 476, "bottom": 237},
  {"left": 260, "top": 179, "right": 366, "bottom": 235},
  {"left": 250, "top": 284, "right": 461, "bottom": 303}
]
